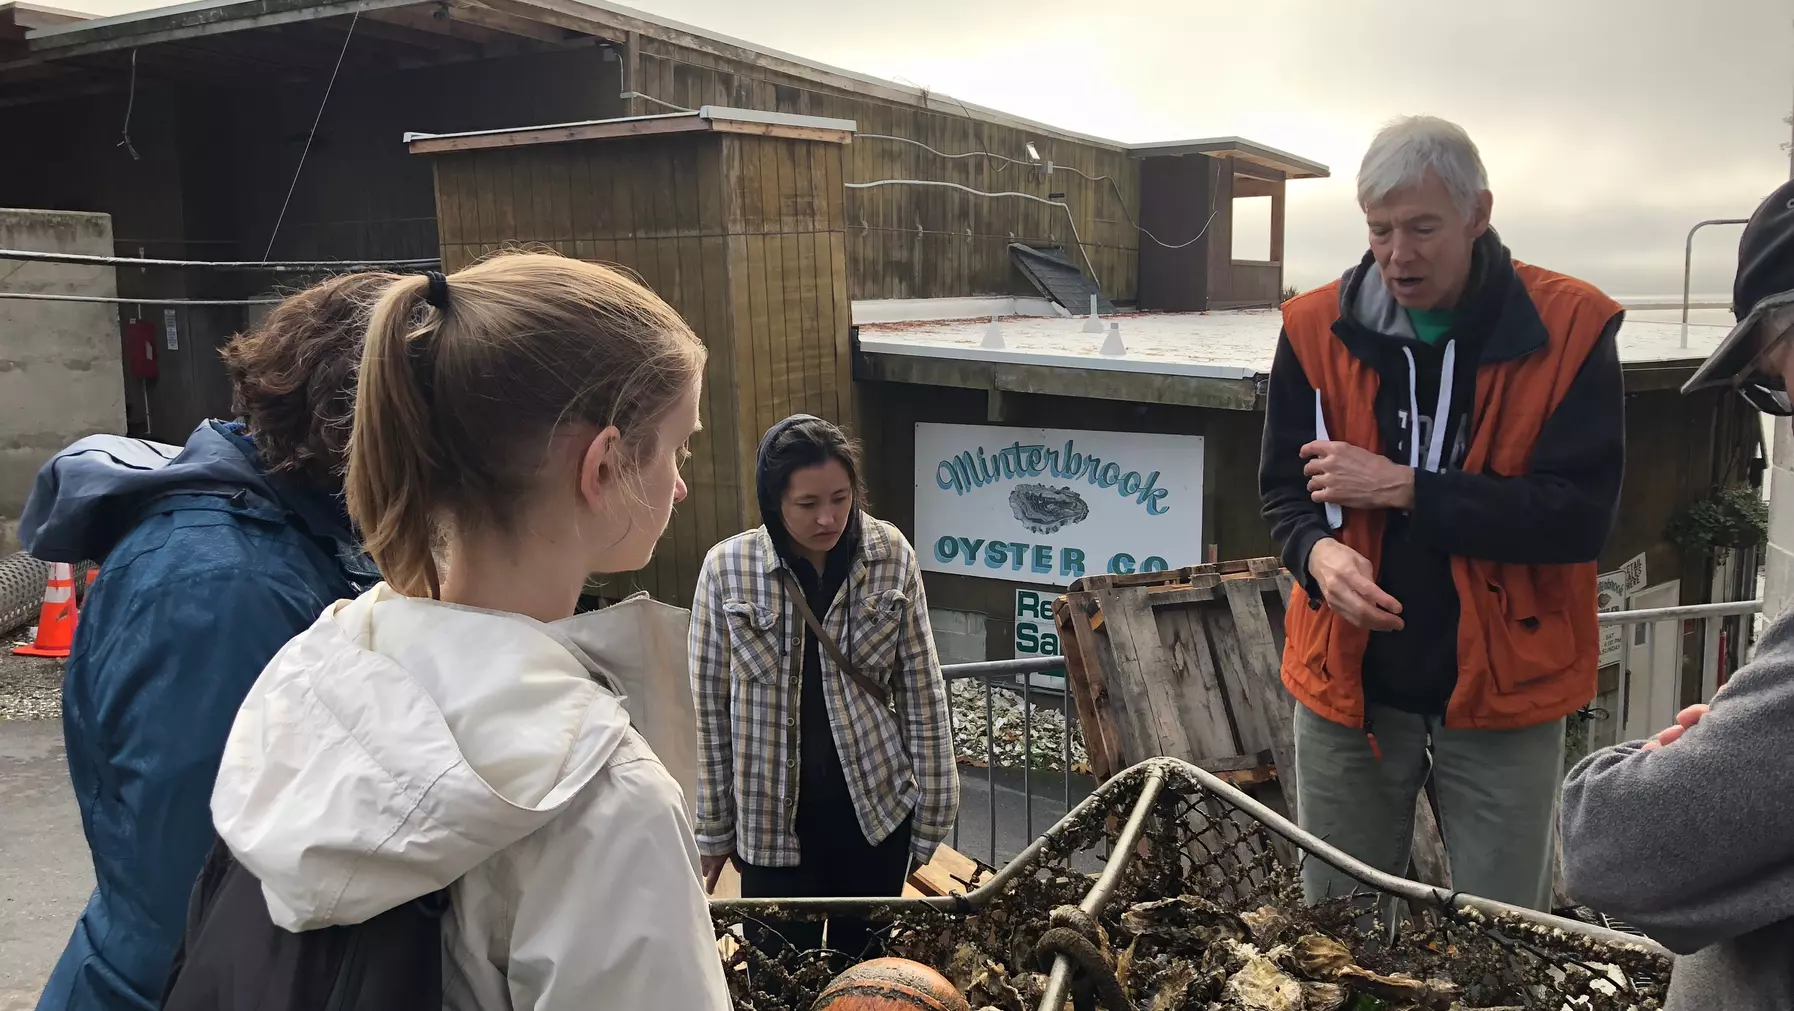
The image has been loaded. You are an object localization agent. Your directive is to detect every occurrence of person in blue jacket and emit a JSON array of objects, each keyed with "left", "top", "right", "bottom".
[{"left": 17, "top": 271, "right": 395, "bottom": 1011}]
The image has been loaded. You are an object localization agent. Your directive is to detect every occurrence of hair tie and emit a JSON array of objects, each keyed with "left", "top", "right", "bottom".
[{"left": 423, "top": 270, "right": 450, "bottom": 311}]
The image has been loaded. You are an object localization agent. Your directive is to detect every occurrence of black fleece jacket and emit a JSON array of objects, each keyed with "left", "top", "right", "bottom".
[{"left": 1258, "top": 232, "right": 1626, "bottom": 716}]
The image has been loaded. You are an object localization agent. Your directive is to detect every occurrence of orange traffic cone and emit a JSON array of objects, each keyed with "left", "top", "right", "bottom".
[{"left": 14, "top": 562, "right": 79, "bottom": 658}]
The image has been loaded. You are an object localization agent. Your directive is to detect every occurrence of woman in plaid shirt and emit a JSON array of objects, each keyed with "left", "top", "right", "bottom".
[{"left": 690, "top": 415, "right": 959, "bottom": 961}]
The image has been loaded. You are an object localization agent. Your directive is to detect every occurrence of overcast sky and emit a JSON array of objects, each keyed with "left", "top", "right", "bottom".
[{"left": 64, "top": 0, "right": 1794, "bottom": 297}]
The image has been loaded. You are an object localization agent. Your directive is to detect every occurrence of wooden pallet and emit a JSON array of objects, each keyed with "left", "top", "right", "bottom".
[
  {"left": 1052, "top": 557, "right": 1463, "bottom": 884},
  {"left": 1053, "top": 558, "right": 1298, "bottom": 815}
]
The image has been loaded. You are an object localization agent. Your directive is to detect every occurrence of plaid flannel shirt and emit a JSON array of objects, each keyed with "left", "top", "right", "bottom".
[{"left": 689, "top": 513, "right": 959, "bottom": 868}]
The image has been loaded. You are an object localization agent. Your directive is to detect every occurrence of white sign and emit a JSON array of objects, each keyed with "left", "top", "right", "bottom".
[
  {"left": 1597, "top": 552, "right": 1648, "bottom": 667},
  {"left": 914, "top": 422, "right": 1204, "bottom": 587},
  {"left": 1014, "top": 588, "right": 1066, "bottom": 692},
  {"left": 162, "top": 308, "right": 179, "bottom": 351}
]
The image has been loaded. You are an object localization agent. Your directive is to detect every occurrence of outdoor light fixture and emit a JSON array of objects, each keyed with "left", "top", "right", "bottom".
[{"left": 1025, "top": 141, "right": 1041, "bottom": 162}]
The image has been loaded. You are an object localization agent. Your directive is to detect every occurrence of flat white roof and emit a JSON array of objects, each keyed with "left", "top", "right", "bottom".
[{"left": 856, "top": 308, "right": 1729, "bottom": 378}]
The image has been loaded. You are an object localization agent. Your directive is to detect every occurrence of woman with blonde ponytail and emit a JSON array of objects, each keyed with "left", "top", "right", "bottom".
[{"left": 168, "top": 253, "right": 729, "bottom": 1009}]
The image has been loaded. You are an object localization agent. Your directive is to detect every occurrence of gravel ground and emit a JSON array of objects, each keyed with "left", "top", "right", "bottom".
[{"left": 0, "top": 645, "right": 62, "bottom": 722}]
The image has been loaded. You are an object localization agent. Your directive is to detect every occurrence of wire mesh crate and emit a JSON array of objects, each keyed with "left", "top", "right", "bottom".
[{"left": 711, "top": 757, "right": 1670, "bottom": 1011}]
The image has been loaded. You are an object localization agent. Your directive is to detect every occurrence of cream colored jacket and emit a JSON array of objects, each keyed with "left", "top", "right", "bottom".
[{"left": 211, "top": 583, "right": 728, "bottom": 1010}]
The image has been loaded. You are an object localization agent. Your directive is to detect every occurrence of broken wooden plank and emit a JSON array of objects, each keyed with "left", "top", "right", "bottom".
[
  {"left": 907, "top": 841, "right": 990, "bottom": 897},
  {"left": 1059, "top": 592, "right": 1127, "bottom": 779},
  {"left": 1157, "top": 602, "right": 1246, "bottom": 758},
  {"left": 1221, "top": 576, "right": 1300, "bottom": 822},
  {"left": 1095, "top": 582, "right": 1197, "bottom": 761}
]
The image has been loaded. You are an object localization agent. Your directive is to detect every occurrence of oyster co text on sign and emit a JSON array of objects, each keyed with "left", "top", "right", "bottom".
[{"left": 912, "top": 423, "right": 1205, "bottom": 588}]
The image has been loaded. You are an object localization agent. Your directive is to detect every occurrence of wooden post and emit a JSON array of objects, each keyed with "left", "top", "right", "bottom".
[{"left": 622, "top": 30, "right": 640, "bottom": 116}]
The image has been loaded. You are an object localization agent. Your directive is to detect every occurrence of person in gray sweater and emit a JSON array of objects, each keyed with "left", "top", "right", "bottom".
[{"left": 1561, "top": 180, "right": 1794, "bottom": 1010}]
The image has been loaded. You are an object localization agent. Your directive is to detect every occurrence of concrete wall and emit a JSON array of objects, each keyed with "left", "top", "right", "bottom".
[
  {"left": 0, "top": 209, "right": 126, "bottom": 525},
  {"left": 1765, "top": 416, "right": 1794, "bottom": 620}
]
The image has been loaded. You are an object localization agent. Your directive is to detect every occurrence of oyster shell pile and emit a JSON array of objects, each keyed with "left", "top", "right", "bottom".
[{"left": 928, "top": 892, "right": 1541, "bottom": 1011}]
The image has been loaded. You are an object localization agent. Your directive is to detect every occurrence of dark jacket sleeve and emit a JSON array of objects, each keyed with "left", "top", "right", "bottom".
[
  {"left": 1408, "top": 311, "right": 1624, "bottom": 564},
  {"left": 1259, "top": 328, "right": 1333, "bottom": 600},
  {"left": 1560, "top": 609, "right": 1794, "bottom": 955}
]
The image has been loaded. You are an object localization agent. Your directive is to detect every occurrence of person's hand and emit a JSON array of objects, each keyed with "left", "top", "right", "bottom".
[
  {"left": 1642, "top": 704, "right": 1709, "bottom": 750},
  {"left": 1301, "top": 441, "right": 1416, "bottom": 511},
  {"left": 701, "top": 852, "right": 735, "bottom": 894},
  {"left": 1307, "top": 538, "right": 1404, "bottom": 632}
]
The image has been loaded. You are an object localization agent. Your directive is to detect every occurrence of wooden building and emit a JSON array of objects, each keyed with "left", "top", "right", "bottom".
[
  {"left": 411, "top": 107, "right": 857, "bottom": 602},
  {"left": 0, "top": 0, "right": 1325, "bottom": 603},
  {"left": 0, "top": 0, "right": 1760, "bottom": 721},
  {"left": 0, "top": 0, "right": 1322, "bottom": 449}
]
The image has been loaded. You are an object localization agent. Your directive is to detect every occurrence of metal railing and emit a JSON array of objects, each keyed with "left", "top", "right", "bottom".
[
  {"left": 937, "top": 655, "right": 1075, "bottom": 868},
  {"left": 1598, "top": 599, "right": 1764, "bottom": 743},
  {"left": 1680, "top": 217, "right": 1748, "bottom": 349},
  {"left": 942, "top": 599, "right": 1770, "bottom": 865}
]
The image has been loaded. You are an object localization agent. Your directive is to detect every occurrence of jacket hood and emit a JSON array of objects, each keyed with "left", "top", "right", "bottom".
[
  {"left": 1335, "top": 228, "right": 1546, "bottom": 365},
  {"left": 22, "top": 421, "right": 288, "bottom": 563},
  {"left": 754, "top": 414, "right": 860, "bottom": 569},
  {"left": 212, "top": 583, "right": 693, "bottom": 931}
]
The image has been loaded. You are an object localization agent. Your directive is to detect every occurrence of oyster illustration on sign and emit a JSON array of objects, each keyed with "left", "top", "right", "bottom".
[{"left": 1009, "top": 484, "right": 1090, "bottom": 535}]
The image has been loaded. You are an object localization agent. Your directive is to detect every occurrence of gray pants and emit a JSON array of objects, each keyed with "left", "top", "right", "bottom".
[{"left": 1293, "top": 702, "right": 1565, "bottom": 910}]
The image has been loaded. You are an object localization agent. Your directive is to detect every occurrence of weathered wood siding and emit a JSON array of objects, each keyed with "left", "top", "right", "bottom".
[
  {"left": 1206, "top": 162, "right": 1286, "bottom": 309},
  {"left": 634, "top": 40, "right": 1140, "bottom": 304},
  {"left": 428, "top": 128, "right": 851, "bottom": 603}
]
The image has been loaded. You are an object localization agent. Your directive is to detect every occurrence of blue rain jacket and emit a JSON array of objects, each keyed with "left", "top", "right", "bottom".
[{"left": 17, "top": 421, "right": 377, "bottom": 1011}]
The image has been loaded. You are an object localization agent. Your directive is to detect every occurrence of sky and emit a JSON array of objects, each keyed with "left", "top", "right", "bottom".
[{"left": 57, "top": 0, "right": 1794, "bottom": 296}]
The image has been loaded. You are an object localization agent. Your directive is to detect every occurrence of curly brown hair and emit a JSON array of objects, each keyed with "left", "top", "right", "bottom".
[{"left": 219, "top": 271, "right": 400, "bottom": 484}]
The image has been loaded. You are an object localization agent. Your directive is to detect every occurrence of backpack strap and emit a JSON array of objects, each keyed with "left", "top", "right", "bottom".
[{"left": 780, "top": 569, "right": 889, "bottom": 706}]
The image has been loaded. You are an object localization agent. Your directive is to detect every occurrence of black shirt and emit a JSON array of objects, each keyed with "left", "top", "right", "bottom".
[{"left": 789, "top": 523, "right": 860, "bottom": 830}]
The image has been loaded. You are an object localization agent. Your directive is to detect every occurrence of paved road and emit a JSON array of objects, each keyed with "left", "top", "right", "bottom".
[
  {"left": 949, "top": 763, "right": 1102, "bottom": 873},
  {"left": 0, "top": 723, "right": 1099, "bottom": 1009},
  {"left": 0, "top": 720, "right": 89, "bottom": 1011}
]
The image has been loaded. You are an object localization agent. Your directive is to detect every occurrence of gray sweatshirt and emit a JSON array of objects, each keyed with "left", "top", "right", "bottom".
[{"left": 1561, "top": 608, "right": 1794, "bottom": 1010}]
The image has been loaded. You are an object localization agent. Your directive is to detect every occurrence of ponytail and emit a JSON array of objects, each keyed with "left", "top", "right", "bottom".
[
  {"left": 344, "top": 251, "right": 705, "bottom": 600},
  {"left": 345, "top": 273, "right": 445, "bottom": 598}
]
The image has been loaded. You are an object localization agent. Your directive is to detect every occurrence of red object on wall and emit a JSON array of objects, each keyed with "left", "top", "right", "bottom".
[{"left": 125, "top": 319, "right": 158, "bottom": 379}]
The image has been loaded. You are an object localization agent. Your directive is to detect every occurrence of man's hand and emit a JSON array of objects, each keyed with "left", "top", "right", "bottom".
[
  {"left": 1641, "top": 704, "right": 1708, "bottom": 751},
  {"left": 701, "top": 852, "right": 736, "bottom": 894},
  {"left": 1307, "top": 538, "right": 1404, "bottom": 632},
  {"left": 1301, "top": 441, "right": 1416, "bottom": 511}
]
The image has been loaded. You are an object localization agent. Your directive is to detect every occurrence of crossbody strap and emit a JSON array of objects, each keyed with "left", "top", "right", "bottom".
[{"left": 779, "top": 569, "right": 890, "bottom": 706}]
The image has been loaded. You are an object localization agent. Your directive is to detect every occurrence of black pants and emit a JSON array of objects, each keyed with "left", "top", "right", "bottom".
[{"left": 738, "top": 801, "right": 913, "bottom": 963}]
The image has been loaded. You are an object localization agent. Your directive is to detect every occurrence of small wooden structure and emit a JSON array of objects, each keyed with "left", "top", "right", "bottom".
[{"left": 408, "top": 106, "right": 857, "bottom": 604}]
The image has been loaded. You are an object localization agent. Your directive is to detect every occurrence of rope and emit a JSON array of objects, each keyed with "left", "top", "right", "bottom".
[
  {"left": 117, "top": 49, "right": 140, "bottom": 161},
  {"left": 1033, "top": 906, "right": 1132, "bottom": 1011}
]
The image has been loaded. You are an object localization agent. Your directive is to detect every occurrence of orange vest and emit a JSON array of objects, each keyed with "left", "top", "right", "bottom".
[{"left": 1280, "top": 263, "right": 1621, "bottom": 731}]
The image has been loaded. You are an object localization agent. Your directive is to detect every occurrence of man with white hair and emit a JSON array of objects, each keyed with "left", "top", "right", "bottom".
[{"left": 1258, "top": 115, "right": 1625, "bottom": 909}]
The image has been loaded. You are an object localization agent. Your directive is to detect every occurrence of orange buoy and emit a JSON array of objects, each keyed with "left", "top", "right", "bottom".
[{"left": 812, "top": 958, "right": 971, "bottom": 1011}]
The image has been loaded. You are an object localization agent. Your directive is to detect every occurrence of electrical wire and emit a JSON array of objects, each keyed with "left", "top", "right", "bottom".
[
  {"left": 621, "top": 90, "right": 696, "bottom": 113},
  {"left": 620, "top": 90, "right": 1215, "bottom": 252},
  {"left": 0, "top": 249, "right": 439, "bottom": 271},
  {"left": 263, "top": 11, "right": 359, "bottom": 262},
  {"left": 844, "top": 178, "right": 1101, "bottom": 290},
  {"left": 0, "top": 292, "right": 284, "bottom": 306},
  {"left": 855, "top": 133, "right": 1218, "bottom": 249}
]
